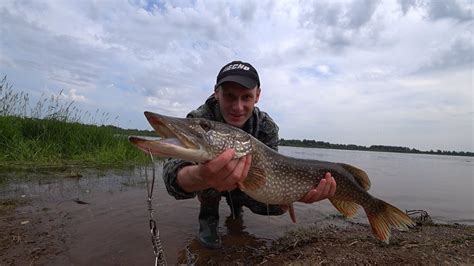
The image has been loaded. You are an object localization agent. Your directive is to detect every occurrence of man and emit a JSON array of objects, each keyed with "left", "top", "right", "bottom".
[{"left": 163, "top": 60, "right": 337, "bottom": 249}]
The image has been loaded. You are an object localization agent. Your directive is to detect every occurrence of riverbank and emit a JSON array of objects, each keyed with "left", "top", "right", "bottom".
[
  {"left": 187, "top": 222, "right": 474, "bottom": 265},
  {"left": 1, "top": 197, "right": 473, "bottom": 265}
]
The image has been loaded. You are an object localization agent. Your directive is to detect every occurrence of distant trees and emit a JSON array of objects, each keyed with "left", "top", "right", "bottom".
[{"left": 279, "top": 138, "right": 473, "bottom": 157}]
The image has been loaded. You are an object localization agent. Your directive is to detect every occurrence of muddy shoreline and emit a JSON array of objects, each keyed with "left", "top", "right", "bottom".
[{"left": 1, "top": 198, "right": 473, "bottom": 265}]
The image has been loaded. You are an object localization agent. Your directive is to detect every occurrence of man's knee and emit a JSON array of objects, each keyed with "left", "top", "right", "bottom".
[{"left": 198, "top": 189, "right": 222, "bottom": 205}]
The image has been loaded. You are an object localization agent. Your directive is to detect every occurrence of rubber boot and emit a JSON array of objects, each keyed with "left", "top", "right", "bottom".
[
  {"left": 225, "top": 190, "right": 244, "bottom": 219},
  {"left": 198, "top": 196, "right": 221, "bottom": 249}
]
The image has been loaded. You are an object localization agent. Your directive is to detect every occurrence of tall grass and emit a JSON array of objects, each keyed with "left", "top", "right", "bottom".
[{"left": 0, "top": 76, "right": 147, "bottom": 165}]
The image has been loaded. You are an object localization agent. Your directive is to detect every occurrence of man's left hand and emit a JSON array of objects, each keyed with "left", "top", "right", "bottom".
[{"left": 298, "top": 172, "right": 336, "bottom": 203}]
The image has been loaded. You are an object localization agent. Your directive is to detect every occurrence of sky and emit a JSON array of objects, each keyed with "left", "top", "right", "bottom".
[{"left": 0, "top": 0, "right": 472, "bottom": 152}]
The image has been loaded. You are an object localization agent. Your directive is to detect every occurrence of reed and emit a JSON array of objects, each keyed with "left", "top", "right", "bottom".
[{"left": 0, "top": 76, "right": 147, "bottom": 165}]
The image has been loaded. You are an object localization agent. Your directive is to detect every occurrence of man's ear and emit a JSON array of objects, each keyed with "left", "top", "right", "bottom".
[
  {"left": 214, "top": 86, "right": 220, "bottom": 101},
  {"left": 255, "top": 87, "right": 261, "bottom": 104}
]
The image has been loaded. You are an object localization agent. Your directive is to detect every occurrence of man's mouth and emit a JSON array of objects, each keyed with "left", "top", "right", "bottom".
[{"left": 229, "top": 113, "right": 244, "bottom": 119}]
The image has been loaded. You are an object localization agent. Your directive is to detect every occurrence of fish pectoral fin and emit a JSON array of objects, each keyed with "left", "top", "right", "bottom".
[
  {"left": 242, "top": 165, "right": 266, "bottom": 190},
  {"left": 288, "top": 203, "right": 297, "bottom": 223},
  {"left": 329, "top": 198, "right": 359, "bottom": 218},
  {"left": 338, "top": 163, "right": 371, "bottom": 191}
]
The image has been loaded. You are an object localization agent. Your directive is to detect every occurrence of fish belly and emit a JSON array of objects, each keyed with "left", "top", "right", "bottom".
[{"left": 243, "top": 175, "right": 314, "bottom": 205}]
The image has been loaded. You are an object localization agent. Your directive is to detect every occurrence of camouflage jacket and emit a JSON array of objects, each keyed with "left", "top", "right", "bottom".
[{"left": 162, "top": 95, "right": 280, "bottom": 200}]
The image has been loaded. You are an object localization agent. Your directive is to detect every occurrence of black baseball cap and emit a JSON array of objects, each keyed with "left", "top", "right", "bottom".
[{"left": 215, "top": 60, "right": 260, "bottom": 89}]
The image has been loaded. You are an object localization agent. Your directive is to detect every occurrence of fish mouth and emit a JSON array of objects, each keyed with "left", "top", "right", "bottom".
[
  {"left": 128, "top": 111, "right": 207, "bottom": 162},
  {"left": 143, "top": 111, "right": 198, "bottom": 150}
]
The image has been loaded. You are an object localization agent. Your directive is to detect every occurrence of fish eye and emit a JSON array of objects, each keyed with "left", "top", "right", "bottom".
[{"left": 199, "top": 120, "right": 211, "bottom": 131}]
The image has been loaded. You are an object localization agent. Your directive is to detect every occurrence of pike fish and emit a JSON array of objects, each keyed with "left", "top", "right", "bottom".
[{"left": 129, "top": 111, "right": 415, "bottom": 243}]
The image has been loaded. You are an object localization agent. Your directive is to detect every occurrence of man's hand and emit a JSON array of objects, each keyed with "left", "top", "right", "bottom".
[
  {"left": 177, "top": 149, "right": 252, "bottom": 192},
  {"left": 298, "top": 172, "right": 336, "bottom": 203},
  {"left": 197, "top": 149, "right": 252, "bottom": 191}
]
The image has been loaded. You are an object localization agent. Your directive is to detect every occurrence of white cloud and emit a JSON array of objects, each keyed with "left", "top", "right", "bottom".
[
  {"left": 62, "top": 88, "right": 87, "bottom": 102},
  {"left": 0, "top": 0, "right": 472, "bottom": 151}
]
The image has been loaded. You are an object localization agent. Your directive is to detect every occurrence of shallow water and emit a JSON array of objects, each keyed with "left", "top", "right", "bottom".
[{"left": 1, "top": 147, "right": 472, "bottom": 264}]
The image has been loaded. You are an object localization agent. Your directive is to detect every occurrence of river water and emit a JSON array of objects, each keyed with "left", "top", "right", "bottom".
[{"left": 1, "top": 147, "right": 472, "bottom": 264}]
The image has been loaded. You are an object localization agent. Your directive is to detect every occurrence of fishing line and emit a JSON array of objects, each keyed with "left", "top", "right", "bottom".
[
  {"left": 227, "top": 191, "right": 236, "bottom": 219},
  {"left": 144, "top": 149, "right": 167, "bottom": 266}
]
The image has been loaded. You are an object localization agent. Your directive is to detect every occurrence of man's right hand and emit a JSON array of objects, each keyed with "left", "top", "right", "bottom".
[{"left": 176, "top": 149, "right": 252, "bottom": 192}]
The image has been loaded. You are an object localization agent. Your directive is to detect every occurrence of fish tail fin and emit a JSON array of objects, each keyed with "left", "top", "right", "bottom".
[{"left": 364, "top": 199, "right": 415, "bottom": 243}]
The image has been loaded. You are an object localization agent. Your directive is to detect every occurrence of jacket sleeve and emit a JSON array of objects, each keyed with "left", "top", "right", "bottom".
[{"left": 162, "top": 158, "right": 197, "bottom": 200}]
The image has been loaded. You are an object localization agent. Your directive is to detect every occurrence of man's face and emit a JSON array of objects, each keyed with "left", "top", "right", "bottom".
[{"left": 214, "top": 82, "right": 261, "bottom": 128}]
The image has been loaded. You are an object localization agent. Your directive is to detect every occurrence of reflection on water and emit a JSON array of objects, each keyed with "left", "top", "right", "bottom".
[{"left": 1, "top": 148, "right": 473, "bottom": 264}]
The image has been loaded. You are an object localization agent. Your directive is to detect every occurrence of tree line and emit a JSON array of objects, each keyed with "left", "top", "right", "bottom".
[{"left": 279, "top": 139, "right": 473, "bottom": 157}]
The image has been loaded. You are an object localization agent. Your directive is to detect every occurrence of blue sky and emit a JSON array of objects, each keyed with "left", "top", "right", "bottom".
[{"left": 0, "top": 0, "right": 472, "bottom": 152}]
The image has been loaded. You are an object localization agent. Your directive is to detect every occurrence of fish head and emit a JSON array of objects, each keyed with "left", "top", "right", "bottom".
[{"left": 129, "top": 111, "right": 254, "bottom": 163}]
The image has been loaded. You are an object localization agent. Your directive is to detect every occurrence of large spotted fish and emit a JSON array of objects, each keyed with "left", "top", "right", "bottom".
[{"left": 129, "top": 111, "right": 415, "bottom": 243}]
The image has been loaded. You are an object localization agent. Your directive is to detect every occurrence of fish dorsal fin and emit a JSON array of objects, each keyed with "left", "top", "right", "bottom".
[
  {"left": 329, "top": 198, "right": 359, "bottom": 218},
  {"left": 338, "top": 163, "right": 371, "bottom": 191},
  {"left": 241, "top": 165, "right": 266, "bottom": 190}
]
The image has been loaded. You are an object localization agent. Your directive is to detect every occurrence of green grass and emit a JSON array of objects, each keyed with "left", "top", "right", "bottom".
[
  {"left": 0, "top": 115, "right": 148, "bottom": 164},
  {"left": 0, "top": 76, "right": 149, "bottom": 167}
]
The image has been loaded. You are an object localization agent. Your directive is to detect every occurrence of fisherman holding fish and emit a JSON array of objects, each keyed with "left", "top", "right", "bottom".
[{"left": 162, "top": 61, "right": 337, "bottom": 249}]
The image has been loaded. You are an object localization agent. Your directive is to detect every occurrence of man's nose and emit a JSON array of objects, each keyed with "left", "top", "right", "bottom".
[{"left": 232, "top": 98, "right": 244, "bottom": 111}]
